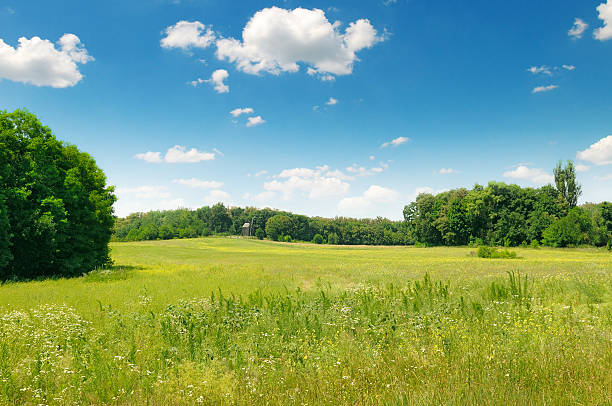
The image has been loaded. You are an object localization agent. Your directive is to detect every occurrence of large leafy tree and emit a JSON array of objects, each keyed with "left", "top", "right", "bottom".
[{"left": 0, "top": 110, "right": 116, "bottom": 279}]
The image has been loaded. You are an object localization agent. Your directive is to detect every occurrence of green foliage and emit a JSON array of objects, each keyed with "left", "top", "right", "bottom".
[
  {"left": 255, "top": 228, "right": 265, "bottom": 240},
  {"left": 477, "top": 245, "right": 517, "bottom": 259},
  {"left": 542, "top": 207, "right": 592, "bottom": 247},
  {"left": 114, "top": 205, "right": 412, "bottom": 246},
  {"left": 554, "top": 160, "right": 582, "bottom": 208},
  {"left": 0, "top": 110, "right": 116, "bottom": 279},
  {"left": 283, "top": 235, "right": 292, "bottom": 243},
  {"left": 327, "top": 232, "right": 339, "bottom": 245},
  {"left": 265, "top": 214, "right": 295, "bottom": 241},
  {"left": 405, "top": 181, "right": 607, "bottom": 247},
  {"left": 312, "top": 233, "right": 324, "bottom": 244}
]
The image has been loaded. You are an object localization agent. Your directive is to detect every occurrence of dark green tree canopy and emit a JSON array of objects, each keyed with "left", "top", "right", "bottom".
[{"left": 0, "top": 110, "right": 116, "bottom": 279}]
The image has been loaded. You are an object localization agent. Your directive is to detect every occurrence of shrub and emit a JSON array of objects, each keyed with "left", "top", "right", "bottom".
[
  {"left": 477, "top": 246, "right": 517, "bottom": 259},
  {"left": 312, "top": 234, "right": 324, "bottom": 244},
  {"left": 0, "top": 110, "right": 116, "bottom": 280},
  {"left": 283, "top": 235, "right": 292, "bottom": 243},
  {"left": 255, "top": 228, "right": 265, "bottom": 240},
  {"left": 530, "top": 239, "right": 540, "bottom": 249},
  {"left": 327, "top": 232, "right": 339, "bottom": 245}
]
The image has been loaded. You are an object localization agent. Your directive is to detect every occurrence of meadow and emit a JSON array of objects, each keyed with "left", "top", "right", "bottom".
[{"left": 0, "top": 237, "right": 611, "bottom": 405}]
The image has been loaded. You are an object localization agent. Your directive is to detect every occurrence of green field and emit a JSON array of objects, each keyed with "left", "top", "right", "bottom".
[{"left": 1, "top": 238, "right": 611, "bottom": 405}]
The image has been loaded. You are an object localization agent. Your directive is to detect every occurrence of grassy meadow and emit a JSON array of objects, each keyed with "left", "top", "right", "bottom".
[{"left": 1, "top": 237, "right": 611, "bottom": 405}]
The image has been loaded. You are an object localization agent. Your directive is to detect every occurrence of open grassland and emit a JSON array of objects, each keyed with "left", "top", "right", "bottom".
[{"left": 0, "top": 238, "right": 611, "bottom": 405}]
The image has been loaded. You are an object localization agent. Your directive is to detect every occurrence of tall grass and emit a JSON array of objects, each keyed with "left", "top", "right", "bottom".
[{"left": 0, "top": 238, "right": 610, "bottom": 404}]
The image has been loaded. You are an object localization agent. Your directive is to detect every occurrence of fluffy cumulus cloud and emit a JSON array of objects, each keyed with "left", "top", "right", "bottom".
[
  {"left": 0, "top": 34, "right": 93, "bottom": 87},
  {"left": 135, "top": 145, "right": 216, "bottom": 163},
  {"left": 532, "top": 85, "right": 558, "bottom": 94},
  {"left": 595, "top": 1, "right": 612, "bottom": 41},
  {"left": 161, "top": 21, "right": 215, "bottom": 50},
  {"left": 503, "top": 165, "right": 554, "bottom": 184},
  {"left": 215, "top": 7, "right": 384, "bottom": 78},
  {"left": 337, "top": 185, "right": 399, "bottom": 214},
  {"left": 173, "top": 178, "right": 224, "bottom": 189},
  {"left": 381, "top": 136, "right": 410, "bottom": 148},
  {"left": 326, "top": 97, "right": 338, "bottom": 105},
  {"left": 246, "top": 116, "right": 265, "bottom": 127},
  {"left": 230, "top": 107, "right": 254, "bottom": 117},
  {"left": 577, "top": 135, "right": 612, "bottom": 165},
  {"left": 114, "top": 186, "right": 185, "bottom": 216},
  {"left": 203, "top": 190, "right": 231, "bottom": 205},
  {"left": 206, "top": 69, "right": 229, "bottom": 93},
  {"left": 568, "top": 18, "right": 589, "bottom": 39},
  {"left": 263, "top": 165, "right": 350, "bottom": 200}
]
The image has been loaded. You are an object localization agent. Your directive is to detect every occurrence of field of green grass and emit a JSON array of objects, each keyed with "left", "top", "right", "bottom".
[{"left": 1, "top": 237, "right": 611, "bottom": 405}]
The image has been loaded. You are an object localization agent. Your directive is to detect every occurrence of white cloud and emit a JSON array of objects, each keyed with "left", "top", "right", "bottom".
[
  {"left": 527, "top": 66, "right": 552, "bottom": 75},
  {"left": 134, "top": 151, "right": 163, "bottom": 163},
  {"left": 439, "top": 168, "right": 458, "bottom": 174},
  {"left": 326, "top": 97, "right": 338, "bottom": 105},
  {"left": 116, "top": 186, "right": 171, "bottom": 199},
  {"left": 595, "top": 1, "right": 612, "bottom": 41},
  {"left": 337, "top": 185, "right": 399, "bottom": 214},
  {"left": 532, "top": 85, "right": 558, "bottom": 94},
  {"left": 254, "top": 170, "right": 268, "bottom": 177},
  {"left": 203, "top": 190, "right": 231, "bottom": 205},
  {"left": 246, "top": 116, "right": 266, "bottom": 127},
  {"left": 173, "top": 178, "right": 224, "bottom": 189},
  {"left": 346, "top": 164, "right": 385, "bottom": 177},
  {"left": 135, "top": 145, "right": 216, "bottom": 164},
  {"left": 369, "top": 155, "right": 375, "bottom": 161},
  {"left": 568, "top": 18, "right": 589, "bottom": 39},
  {"left": 215, "top": 7, "right": 384, "bottom": 78},
  {"left": 188, "top": 78, "right": 205, "bottom": 87},
  {"left": 577, "top": 135, "right": 612, "bottom": 165},
  {"left": 0, "top": 34, "right": 93, "bottom": 87},
  {"left": 381, "top": 136, "right": 410, "bottom": 148},
  {"left": 575, "top": 164, "right": 590, "bottom": 172},
  {"left": 160, "top": 21, "right": 215, "bottom": 50},
  {"left": 503, "top": 165, "right": 554, "bottom": 184},
  {"left": 114, "top": 186, "right": 187, "bottom": 216},
  {"left": 206, "top": 69, "right": 229, "bottom": 93},
  {"left": 562, "top": 64, "right": 575, "bottom": 71},
  {"left": 230, "top": 107, "right": 254, "bottom": 117},
  {"left": 264, "top": 165, "right": 350, "bottom": 199}
]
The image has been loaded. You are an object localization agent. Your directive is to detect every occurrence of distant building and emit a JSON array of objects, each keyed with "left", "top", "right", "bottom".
[{"left": 242, "top": 222, "right": 253, "bottom": 237}]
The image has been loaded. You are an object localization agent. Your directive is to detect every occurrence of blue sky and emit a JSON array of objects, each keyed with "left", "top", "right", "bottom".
[{"left": 1, "top": 0, "right": 611, "bottom": 219}]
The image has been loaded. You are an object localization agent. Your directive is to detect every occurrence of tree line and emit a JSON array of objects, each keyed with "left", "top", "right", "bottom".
[
  {"left": 113, "top": 205, "right": 412, "bottom": 246},
  {"left": 115, "top": 162, "right": 611, "bottom": 249},
  {"left": 403, "top": 163, "right": 611, "bottom": 248}
]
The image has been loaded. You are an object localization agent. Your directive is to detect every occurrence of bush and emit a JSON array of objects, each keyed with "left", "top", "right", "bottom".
[
  {"left": 312, "top": 234, "right": 324, "bottom": 244},
  {"left": 283, "top": 235, "right": 292, "bottom": 243},
  {"left": 327, "top": 232, "right": 339, "bottom": 245},
  {"left": 530, "top": 239, "right": 540, "bottom": 249},
  {"left": 477, "top": 246, "right": 517, "bottom": 259},
  {"left": 255, "top": 228, "right": 265, "bottom": 240},
  {"left": 0, "top": 110, "right": 116, "bottom": 280}
]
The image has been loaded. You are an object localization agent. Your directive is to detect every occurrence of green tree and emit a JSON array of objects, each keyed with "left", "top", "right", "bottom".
[
  {"left": 265, "top": 214, "right": 295, "bottom": 241},
  {"left": 554, "top": 160, "right": 582, "bottom": 208},
  {"left": 0, "top": 110, "right": 116, "bottom": 279}
]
